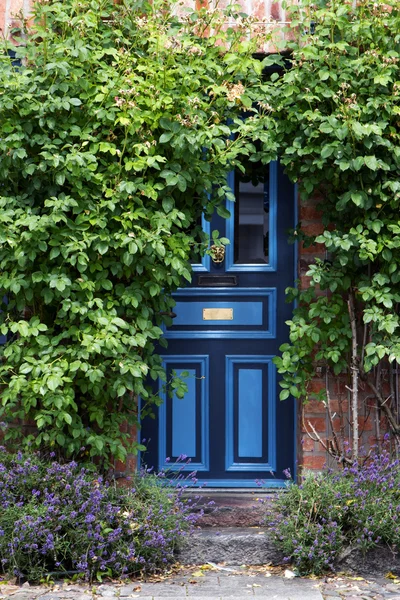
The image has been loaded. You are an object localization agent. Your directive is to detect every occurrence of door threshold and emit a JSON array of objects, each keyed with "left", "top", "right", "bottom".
[
  {"left": 188, "top": 479, "right": 287, "bottom": 489},
  {"left": 183, "top": 487, "right": 282, "bottom": 494}
]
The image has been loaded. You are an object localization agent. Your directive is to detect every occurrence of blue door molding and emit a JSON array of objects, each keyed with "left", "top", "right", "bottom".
[
  {"left": 164, "top": 288, "right": 277, "bottom": 339},
  {"left": 225, "top": 356, "right": 277, "bottom": 472},
  {"left": 225, "top": 162, "right": 278, "bottom": 272},
  {"left": 158, "top": 355, "right": 209, "bottom": 472}
]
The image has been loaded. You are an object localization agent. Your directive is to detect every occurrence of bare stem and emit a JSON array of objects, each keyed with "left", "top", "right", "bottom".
[{"left": 348, "top": 290, "right": 359, "bottom": 461}]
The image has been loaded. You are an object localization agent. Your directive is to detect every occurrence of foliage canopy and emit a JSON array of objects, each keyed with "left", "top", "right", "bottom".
[
  {"left": 0, "top": 0, "right": 278, "bottom": 465},
  {"left": 273, "top": 0, "right": 400, "bottom": 458}
]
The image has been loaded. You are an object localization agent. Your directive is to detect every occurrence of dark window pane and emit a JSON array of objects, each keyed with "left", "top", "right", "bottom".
[{"left": 234, "top": 166, "right": 269, "bottom": 264}]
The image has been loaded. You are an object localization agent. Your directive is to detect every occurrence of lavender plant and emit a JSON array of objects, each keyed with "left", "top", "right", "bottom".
[
  {"left": 0, "top": 449, "right": 199, "bottom": 582},
  {"left": 267, "top": 443, "right": 400, "bottom": 574}
]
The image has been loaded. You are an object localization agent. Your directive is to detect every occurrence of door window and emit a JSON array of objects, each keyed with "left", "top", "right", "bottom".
[
  {"left": 234, "top": 169, "right": 269, "bottom": 265},
  {"left": 226, "top": 162, "right": 277, "bottom": 272}
]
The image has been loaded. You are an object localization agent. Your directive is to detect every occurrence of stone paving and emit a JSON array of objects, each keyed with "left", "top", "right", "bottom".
[{"left": 1, "top": 567, "right": 400, "bottom": 600}]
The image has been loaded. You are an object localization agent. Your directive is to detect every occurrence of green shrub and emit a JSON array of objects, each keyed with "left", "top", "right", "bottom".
[
  {"left": 0, "top": 0, "right": 278, "bottom": 465},
  {"left": 0, "top": 449, "right": 200, "bottom": 582},
  {"left": 267, "top": 446, "right": 400, "bottom": 574}
]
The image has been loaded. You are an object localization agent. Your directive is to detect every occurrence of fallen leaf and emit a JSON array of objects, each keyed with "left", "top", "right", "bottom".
[
  {"left": 133, "top": 585, "right": 141, "bottom": 592},
  {"left": 192, "top": 571, "right": 205, "bottom": 577},
  {"left": 206, "top": 562, "right": 236, "bottom": 572},
  {"left": 189, "top": 580, "right": 198, "bottom": 585},
  {"left": 386, "top": 572, "right": 398, "bottom": 580},
  {"left": 285, "top": 569, "right": 296, "bottom": 579},
  {"left": 253, "top": 584, "right": 261, "bottom": 587}
]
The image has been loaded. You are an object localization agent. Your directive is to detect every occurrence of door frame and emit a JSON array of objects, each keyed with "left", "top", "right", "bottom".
[{"left": 139, "top": 174, "right": 298, "bottom": 488}]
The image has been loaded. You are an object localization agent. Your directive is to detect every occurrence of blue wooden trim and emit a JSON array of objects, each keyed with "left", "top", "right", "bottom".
[
  {"left": 238, "top": 369, "right": 263, "bottom": 458},
  {"left": 192, "top": 215, "right": 211, "bottom": 272},
  {"left": 225, "top": 162, "right": 277, "bottom": 272},
  {"left": 172, "top": 287, "right": 275, "bottom": 297},
  {"left": 293, "top": 182, "right": 299, "bottom": 482},
  {"left": 173, "top": 301, "right": 263, "bottom": 327},
  {"left": 225, "top": 356, "right": 277, "bottom": 472},
  {"left": 164, "top": 288, "right": 276, "bottom": 340},
  {"left": 172, "top": 369, "right": 196, "bottom": 457},
  {"left": 158, "top": 355, "right": 209, "bottom": 472},
  {"left": 188, "top": 479, "right": 287, "bottom": 488}
]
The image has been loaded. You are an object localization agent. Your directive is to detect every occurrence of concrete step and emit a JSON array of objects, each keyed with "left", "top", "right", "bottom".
[
  {"left": 177, "top": 526, "right": 283, "bottom": 566},
  {"left": 186, "top": 491, "right": 275, "bottom": 528}
]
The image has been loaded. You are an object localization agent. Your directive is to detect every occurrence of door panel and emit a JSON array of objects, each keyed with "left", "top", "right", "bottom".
[
  {"left": 141, "top": 161, "right": 295, "bottom": 487},
  {"left": 157, "top": 356, "right": 209, "bottom": 473}
]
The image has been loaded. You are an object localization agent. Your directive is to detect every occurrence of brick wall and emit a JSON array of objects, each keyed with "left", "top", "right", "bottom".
[
  {"left": 297, "top": 193, "right": 390, "bottom": 472},
  {"left": 0, "top": 0, "right": 29, "bottom": 42}
]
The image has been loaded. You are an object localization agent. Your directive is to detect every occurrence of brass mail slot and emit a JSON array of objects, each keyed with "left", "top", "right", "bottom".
[{"left": 203, "top": 308, "right": 233, "bottom": 321}]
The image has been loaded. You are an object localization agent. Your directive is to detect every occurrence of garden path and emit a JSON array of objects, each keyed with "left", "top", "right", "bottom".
[{"left": 1, "top": 568, "right": 400, "bottom": 600}]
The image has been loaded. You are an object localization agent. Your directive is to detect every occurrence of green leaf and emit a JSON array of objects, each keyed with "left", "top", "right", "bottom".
[
  {"left": 280, "top": 389, "right": 290, "bottom": 400},
  {"left": 352, "top": 156, "right": 365, "bottom": 170},
  {"left": 47, "top": 375, "right": 61, "bottom": 391},
  {"left": 321, "top": 145, "right": 335, "bottom": 159},
  {"left": 97, "top": 242, "right": 108, "bottom": 255},
  {"left": 117, "top": 385, "right": 126, "bottom": 397},
  {"left": 63, "top": 412, "right": 72, "bottom": 425},
  {"left": 351, "top": 192, "right": 363, "bottom": 207},
  {"left": 160, "top": 132, "right": 173, "bottom": 143},
  {"left": 94, "top": 438, "right": 104, "bottom": 451},
  {"left": 216, "top": 205, "right": 231, "bottom": 219},
  {"left": 15, "top": 148, "right": 27, "bottom": 159},
  {"left": 56, "top": 433, "right": 66, "bottom": 445},
  {"left": 364, "top": 155, "right": 378, "bottom": 171},
  {"left": 162, "top": 198, "right": 174, "bottom": 213}
]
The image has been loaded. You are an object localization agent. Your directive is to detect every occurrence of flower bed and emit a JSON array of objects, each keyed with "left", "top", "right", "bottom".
[
  {"left": 0, "top": 450, "right": 199, "bottom": 582},
  {"left": 267, "top": 445, "right": 400, "bottom": 574}
]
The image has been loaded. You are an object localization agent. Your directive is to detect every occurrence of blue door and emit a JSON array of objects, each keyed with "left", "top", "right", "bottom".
[{"left": 142, "top": 161, "right": 295, "bottom": 487}]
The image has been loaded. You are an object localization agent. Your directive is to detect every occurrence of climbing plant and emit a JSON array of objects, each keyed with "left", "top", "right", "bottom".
[
  {"left": 273, "top": 0, "right": 400, "bottom": 461},
  {"left": 0, "top": 0, "right": 279, "bottom": 466}
]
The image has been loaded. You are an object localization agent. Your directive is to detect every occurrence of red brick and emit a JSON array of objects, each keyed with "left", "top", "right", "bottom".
[
  {"left": 329, "top": 399, "right": 349, "bottom": 413},
  {"left": 300, "top": 205, "right": 323, "bottom": 221},
  {"left": 299, "top": 241, "right": 325, "bottom": 255},
  {"left": 115, "top": 459, "right": 125, "bottom": 473},
  {"left": 270, "top": 1, "right": 281, "bottom": 20},
  {"left": 307, "top": 379, "right": 326, "bottom": 394},
  {"left": 125, "top": 456, "right": 137, "bottom": 473},
  {"left": 305, "top": 399, "right": 326, "bottom": 414},
  {"left": 301, "top": 222, "right": 324, "bottom": 237},
  {"left": 302, "top": 417, "right": 327, "bottom": 434},
  {"left": 301, "top": 437, "right": 316, "bottom": 451},
  {"left": 302, "top": 455, "right": 326, "bottom": 470},
  {"left": 359, "top": 417, "right": 373, "bottom": 432},
  {"left": 380, "top": 416, "right": 389, "bottom": 429},
  {"left": 368, "top": 435, "right": 383, "bottom": 447},
  {"left": 299, "top": 275, "right": 312, "bottom": 289}
]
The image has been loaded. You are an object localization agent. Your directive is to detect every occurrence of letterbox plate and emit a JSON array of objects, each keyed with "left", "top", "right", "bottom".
[{"left": 203, "top": 308, "right": 233, "bottom": 321}]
